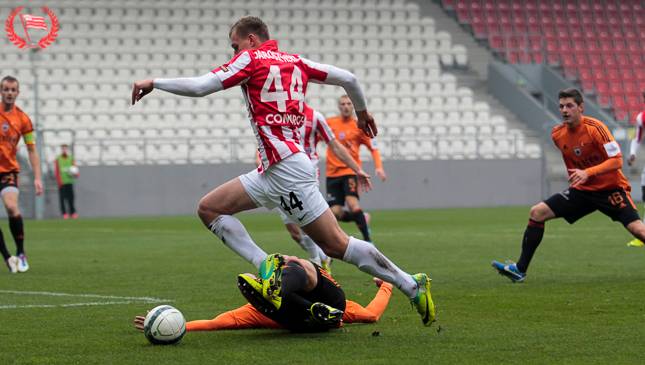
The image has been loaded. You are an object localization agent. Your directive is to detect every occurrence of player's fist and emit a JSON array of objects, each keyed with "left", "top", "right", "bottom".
[
  {"left": 356, "top": 110, "right": 377, "bottom": 138},
  {"left": 131, "top": 79, "right": 154, "bottom": 105},
  {"left": 628, "top": 154, "right": 636, "bottom": 166},
  {"left": 34, "top": 178, "right": 43, "bottom": 196}
]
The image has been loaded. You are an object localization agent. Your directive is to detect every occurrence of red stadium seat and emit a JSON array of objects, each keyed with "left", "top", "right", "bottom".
[
  {"left": 615, "top": 109, "right": 628, "bottom": 121},
  {"left": 606, "top": 68, "right": 620, "bottom": 82},
  {"left": 595, "top": 81, "right": 609, "bottom": 94},
  {"left": 597, "top": 94, "right": 611, "bottom": 107}
]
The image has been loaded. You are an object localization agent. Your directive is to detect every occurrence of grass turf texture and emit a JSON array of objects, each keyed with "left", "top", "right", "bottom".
[{"left": 2, "top": 207, "right": 645, "bottom": 364}]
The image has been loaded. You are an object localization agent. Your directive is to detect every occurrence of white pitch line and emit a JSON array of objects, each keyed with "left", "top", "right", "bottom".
[
  {"left": 0, "top": 290, "right": 171, "bottom": 302},
  {"left": 0, "top": 301, "right": 151, "bottom": 309}
]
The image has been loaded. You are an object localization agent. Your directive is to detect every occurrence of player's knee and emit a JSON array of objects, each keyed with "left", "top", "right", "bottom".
[
  {"left": 5, "top": 206, "right": 19, "bottom": 217},
  {"left": 287, "top": 226, "right": 301, "bottom": 242},
  {"left": 197, "top": 198, "right": 219, "bottom": 225},
  {"left": 319, "top": 231, "right": 348, "bottom": 259},
  {"left": 529, "top": 204, "right": 547, "bottom": 222}
]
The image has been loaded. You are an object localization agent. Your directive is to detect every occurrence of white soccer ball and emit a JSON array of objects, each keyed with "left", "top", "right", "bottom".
[
  {"left": 143, "top": 305, "right": 186, "bottom": 345},
  {"left": 67, "top": 165, "right": 79, "bottom": 176}
]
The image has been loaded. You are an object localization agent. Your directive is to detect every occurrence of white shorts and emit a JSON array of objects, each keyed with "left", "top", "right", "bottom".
[{"left": 240, "top": 153, "right": 328, "bottom": 227}]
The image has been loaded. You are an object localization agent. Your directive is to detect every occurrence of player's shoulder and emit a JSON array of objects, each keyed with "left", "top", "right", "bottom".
[
  {"left": 326, "top": 115, "right": 342, "bottom": 124},
  {"left": 581, "top": 115, "right": 608, "bottom": 128},
  {"left": 11, "top": 106, "right": 30, "bottom": 121},
  {"left": 551, "top": 123, "right": 566, "bottom": 139}
]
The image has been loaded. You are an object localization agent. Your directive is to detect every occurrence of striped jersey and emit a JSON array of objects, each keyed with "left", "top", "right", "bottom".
[
  {"left": 211, "top": 40, "right": 329, "bottom": 172},
  {"left": 300, "top": 104, "right": 334, "bottom": 167}
]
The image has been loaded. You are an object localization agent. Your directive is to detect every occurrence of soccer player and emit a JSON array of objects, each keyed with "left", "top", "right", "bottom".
[
  {"left": 54, "top": 144, "right": 79, "bottom": 219},
  {"left": 278, "top": 103, "right": 371, "bottom": 268},
  {"left": 326, "top": 95, "right": 387, "bottom": 243},
  {"left": 131, "top": 16, "right": 434, "bottom": 326},
  {"left": 492, "top": 88, "right": 645, "bottom": 282},
  {"left": 0, "top": 76, "right": 43, "bottom": 273},
  {"left": 134, "top": 257, "right": 393, "bottom": 333},
  {"left": 626, "top": 91, "right": 645, "bottom": 247}
]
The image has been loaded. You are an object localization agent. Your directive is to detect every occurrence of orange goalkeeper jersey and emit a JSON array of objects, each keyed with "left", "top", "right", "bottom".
[
  {"left": 325, "top": 116, "right": 382, "bottom": 178},
  {"left": 551, "top": 115, "right": 630, "bottom": 192},
  {"left": 0, "top": 105, "right": 34, "bottom": 173}
]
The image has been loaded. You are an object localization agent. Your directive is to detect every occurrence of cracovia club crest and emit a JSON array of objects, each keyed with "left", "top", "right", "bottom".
[{"left": 5, "top": 6, "right": 59, "bottom": 49}]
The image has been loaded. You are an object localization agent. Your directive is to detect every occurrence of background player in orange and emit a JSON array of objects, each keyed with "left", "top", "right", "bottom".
[
  {"left": 492, "top": 88, "right": 645, "bottom": 282},
  {"left": 0, "top": 76, "right": 43, "bottom": 273},
  {"left": 326, "top": 95, "right": 386, "bottom": 243},
  {"left": 626, "top": 91, "right": 645, "bottom": 247}
]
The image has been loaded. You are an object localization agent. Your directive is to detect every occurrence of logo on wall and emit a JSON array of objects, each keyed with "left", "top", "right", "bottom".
[{"left": 5, "top": 6, "right": 59, "bottom": 49}]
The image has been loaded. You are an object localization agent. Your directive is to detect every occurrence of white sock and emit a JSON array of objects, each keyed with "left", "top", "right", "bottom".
[
  {"left": 209, "top": 215, "right": 267, "bottom": 269},
  {"left": 343, "top": 236, "right": 418, "bottom": 298},
  {"left": 298, "top": 235, "right": 323, "bottom": 265}
]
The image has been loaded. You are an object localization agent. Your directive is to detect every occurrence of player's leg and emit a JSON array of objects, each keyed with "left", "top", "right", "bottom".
[
  {"left": 494, "top": 189, "right": 593, "bottom": 281},
  {"left": 58, "top": 186, "right": 67, "bottom": 218},
  {"left": 1, "top": 189, "right": 24, "bottom": 272},
  {"left": 186, "top": 303, "right": 281, "bottom": 331},
  {"left": 326, "top": 177, "right": 346, "bottom": 219},
  {"left": 68, "top": 184, "right": 77, "bottom": 218},
  {"left": 302, "top": 210, "right": 420, "bottom": 298},
  {"left": 599, "top": 189, "right": 645, "bottom": 243},
  {"left": 284, "top": 222, "right": 327, "bottom": 265},
  {"left": 345, "top": 194, "right": 371, "bottom": 242},
  {"left": 197, "top": 176, "right": 268, "bottom": 269},
  {"left": 343, "top": 280, "right": 393, "bottom": 324}
]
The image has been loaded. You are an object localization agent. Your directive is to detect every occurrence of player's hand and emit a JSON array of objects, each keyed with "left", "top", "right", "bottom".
[
  {"left": 133, "top": 315, "right": 146, "bottom": 331},
  {"left": 356, "top": 169, "right": 372, "bottom": 193},
  {"left": 356, "top": 110, "right": 377, "bottom": 138},
  {"left": 628, "top": 154, "right": 636, "bottom": 166},
  {"left": 34, "top": 178, "right": 43, "bottom": 196},
  {"left": 131, "top": 79, "right": 154, "bottom": 105},
  {"left": 567, "top": 168, "right": 589, "bottom": 188},
  {"left": 375, "top": 168, "right": 387, "bottom": 182}
]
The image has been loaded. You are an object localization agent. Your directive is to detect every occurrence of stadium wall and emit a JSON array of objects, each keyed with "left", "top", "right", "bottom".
[{"left": 33, "top": 159, "right": 544, "bottom": 218}]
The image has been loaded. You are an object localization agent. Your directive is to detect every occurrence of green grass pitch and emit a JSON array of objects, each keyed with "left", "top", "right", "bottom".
[{"left": 2, "top": 207, "right": 645, "bottom": 364}]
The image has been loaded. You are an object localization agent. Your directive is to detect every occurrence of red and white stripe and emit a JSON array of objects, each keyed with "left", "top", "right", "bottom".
[
  {"left": 300, "top": 105, "right": 333, "bottom": 165},
  {"left": 21, "top": 14, "right": 48, "bottom": 30},
  {"left": 211, "top": 40, "right": 329, "bottom": 172}
]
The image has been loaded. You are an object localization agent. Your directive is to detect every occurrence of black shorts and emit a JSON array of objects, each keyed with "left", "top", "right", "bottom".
[
  {"left": 326, "top": 175, "right": 359, "bottom": 207},
  {"left": 0, "top": 172, "right": 19, "bottom": 193},
  {"left": 544, "top": 187, "right": 640, "bottom": 227}
]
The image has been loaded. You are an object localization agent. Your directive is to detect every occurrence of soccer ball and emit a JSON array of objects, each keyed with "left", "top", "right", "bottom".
[
  {"left": 67, "top": 165, "right": 79, "bottom": 176},
  {"left": 143, "top": 305, "right": 186, "bottom": 345}
]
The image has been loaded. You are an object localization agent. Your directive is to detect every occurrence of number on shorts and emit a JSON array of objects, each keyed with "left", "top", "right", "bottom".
[
  {"left": 608, "top": 192, "right": 626, "bottom": 208},
  {"left": 280, "top": 191, "right": 304, "bottom": 215}
]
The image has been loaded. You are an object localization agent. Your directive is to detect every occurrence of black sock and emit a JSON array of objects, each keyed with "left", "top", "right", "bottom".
[
  {"left": 9, "top": 215, "right": 24, "bottom": 256},
  {"left": 516, "top": 219, "right": 545, "bottom": 273},
  {"left": 352, "top": 210, "right": 371, "bottom": 242},
  {"left": 338, "top": 211, "right": 353, "bottom": 222},
  {"left": 641, "top": 185, "right": 645, "bottom": 205},
  {"left": 0, "top": 228, "right": 9, "bottom": 261}
]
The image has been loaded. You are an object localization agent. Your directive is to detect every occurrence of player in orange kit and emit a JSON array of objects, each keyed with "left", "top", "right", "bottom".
[
  {"left": 135, "top": 274, "right": 392, "bottom": 333},
  {"left": 492, "top": 88, "right": 645, "bottom": 282},
  {"left": 326, "top": 95, "right": 386, "bottom": 243},
  {"left": 0, "top": 76, "right": 43, "bottom": 274}
]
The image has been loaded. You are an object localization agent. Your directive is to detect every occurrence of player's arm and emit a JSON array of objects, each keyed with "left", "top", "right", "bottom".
[
  {"left": 132, "top": 73, "right": 223, "bottom": 104},
  {"left": 300, "top": 58, "right": 376, "bottom": 137},
  {"left": 132, "top": 51, "right": 253, "bottom": 104},
  {"left": 363, "top": 138, "right": 387, "bottom": 182},
  {"left": 568, "top": 124, "right": 623, "bottom": 188},
  {"left": 628, "top": 113, "right": 644, "bottom": 166},
  {"left": 54, "top": 158, "right": 62, "bottom": 186},
  {"left": 24, "top": 132, "right": 43, "bottom": 195}
]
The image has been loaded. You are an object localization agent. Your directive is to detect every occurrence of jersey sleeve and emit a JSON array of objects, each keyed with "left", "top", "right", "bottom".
[
  {"left": 590, "top": 122, "right": 621, "bottom": 158},
  {"left": 211, "top": 51, "right": 254, "bottom": 89},
  {"left": 297, "top": 57, "right": 329, "bottom": 83},
  {"left": 629, "top": 113, "right": 643, "bottom": 156},
  {"left": 20, "top": 113, "right": 35, "bottom": 145},
  {"left": 314, "top": 111, "right": 334, "bottom": 143}
]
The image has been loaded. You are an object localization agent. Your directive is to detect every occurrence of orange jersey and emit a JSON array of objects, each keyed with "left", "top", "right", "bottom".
[
  {"left": 325, "top": 116, "right": 382, "bottom": 177},
  {"left": 551, "top": 116, "right": 629, "bottom": 191},
  {"left": 0, "top": 105, "right": 34, "bottom": 173}
]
